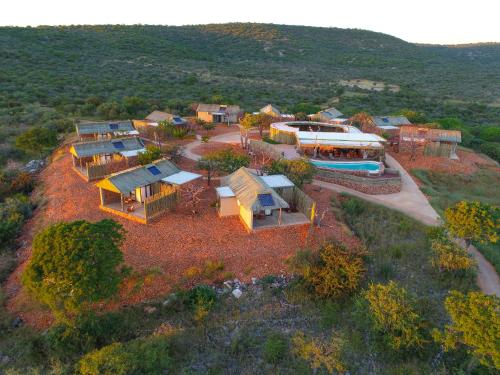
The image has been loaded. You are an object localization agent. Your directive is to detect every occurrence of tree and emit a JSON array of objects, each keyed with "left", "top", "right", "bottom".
[
  {"left": 15, "top": 127, "right": 58, "bottom": 155},
  {"left": 364, "top": 281, "right": 426, "bottom": 350},
  {"left": 288, "top": 242, "right": 366, "bottom": 298},
  {"left": 137, "top": 145, "right": 162, "bottom": 165},
  {"left": 396, "top": 109, "right": 427, "bottom": 123},
  {"left": 444, "top": 201, "right": 499, "bottom": 247},
  {"left": 22, "top": 220, "right": 127, "bottom": 322},
  {"left": 262, "top": 158, "right": 315, "bottom": 188},
  {"left": 239, "top": 113, "right": 257, "bottom": 148},
  {"left": 196, "top": 149, "right": 250, "bottom": 185},
  {"left": 430, "top": 237, "right": 475, "bottom": 272},
  {"left": 433, "top": 291, "right": 500, "bottom": 369},
  {"left": 240, "top": 113, "right": 273, "bottom": 138}
]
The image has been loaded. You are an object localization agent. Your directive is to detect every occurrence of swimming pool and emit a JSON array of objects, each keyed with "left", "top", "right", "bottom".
[{"left": 311, "top": 160, "right": 382, "bottom": 172}]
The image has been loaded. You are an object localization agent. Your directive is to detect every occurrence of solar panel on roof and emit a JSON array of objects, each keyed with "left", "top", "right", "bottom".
[
  {"left": 109, "top": 123, "right": 119, "bottom": 130},
  {"left": 258, "top": 194, "right": 275, "bottom": 207},
  {"left": 147, "top": 166, "right": 161, "bottom": 176},
  {"left": 112, "top": 141, "right": 125, "bottom": 149},
  {"left": 382, "top": 118, "right": 389, "bottom": 123}
]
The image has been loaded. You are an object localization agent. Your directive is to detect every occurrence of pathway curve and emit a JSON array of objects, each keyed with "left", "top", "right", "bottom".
[
  {"left": 184, "top": 131, "right": 243, "bottom": 161},
  {"left": 313, "top": 154, "right": 441, "bottom": 226},
  {"left": 463, "top": 241, "right": 500, "bottom": 297}
]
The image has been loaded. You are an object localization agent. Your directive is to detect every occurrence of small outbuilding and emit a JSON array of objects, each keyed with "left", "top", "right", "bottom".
[{"left": 216, "top": 168, "right": 314, "bottom": 232}]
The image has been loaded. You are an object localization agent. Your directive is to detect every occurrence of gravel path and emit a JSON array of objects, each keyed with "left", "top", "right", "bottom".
[{"left": 464, "top": 242, "right": 500, "bottom": 297}]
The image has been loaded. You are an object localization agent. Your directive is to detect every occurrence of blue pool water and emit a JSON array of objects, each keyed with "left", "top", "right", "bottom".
[{"left": 311, "top": 160, "right": 381, "bottom": 172}]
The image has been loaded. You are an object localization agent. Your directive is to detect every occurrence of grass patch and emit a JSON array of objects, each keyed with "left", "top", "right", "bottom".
[{"left": 412, "top": 168, "right": 500, "bottom": 273}]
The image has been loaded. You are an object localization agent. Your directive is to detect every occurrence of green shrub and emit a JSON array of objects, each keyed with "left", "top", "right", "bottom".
[
  {"left": 0, "top": 195, "right": 33, "bottom": 250},
  {"left": 288, "top": 242, "right": 366, "bottom": 298},
  {"left": 263, "top": 333, "right": 288, "bottom": 364},
  {"left": 137, "top": 145, "right": 162, "bottom": 165},
  {"left": 15, "top": 127, "right": 58, "bottom": 155},
  {"left": 364, "top": 281, "right": 426, "bottom": 350},
  {"left": 341, "top": 197, "right": 364, "bottom": 217},
  {"left": 181, "top": 285, "right": 217, "bottom": 322},
  {"left": 291, "top": 331, "right": 345, "bottom": 373},
  {"left": 77, "top": 335, "right": 172, "bottom": 375},
  {"left": 430, "top": 237, "right": 475, "bottom": 272}
]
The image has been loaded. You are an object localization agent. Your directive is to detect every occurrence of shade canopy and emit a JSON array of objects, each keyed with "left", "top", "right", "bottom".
[{"left": 161, "top": 171, "right": 202, "bottom": 185}]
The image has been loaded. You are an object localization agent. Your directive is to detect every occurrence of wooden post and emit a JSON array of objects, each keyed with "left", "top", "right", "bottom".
[
  {"left": 278, "top": 208, "right": 282, "bottom": 226},
  {"left": 120, "top": 194, "right": 124, "bottom": 212},
  {"left": 72, "top": 154, "right": 76, "bottom": 167},
  {"left": 99, "top": 188, "right": 105, "bottom": 206}
]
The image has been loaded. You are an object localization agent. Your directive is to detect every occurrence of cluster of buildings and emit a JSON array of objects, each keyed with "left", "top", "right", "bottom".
[{"left": 67, "top": 100, "right": 461, "bottom": 228}]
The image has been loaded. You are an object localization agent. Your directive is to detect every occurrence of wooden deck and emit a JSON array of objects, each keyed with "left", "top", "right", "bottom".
[
  {"left": 99, "top": 201, "right": 147, "bottom": 224},
  {"left": 253, "top": 211, "right": 310, "bottom": 230}
]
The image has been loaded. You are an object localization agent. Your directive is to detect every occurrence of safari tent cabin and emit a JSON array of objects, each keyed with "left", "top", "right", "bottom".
[
  {"left": 196, "top": 104, "right": 241, "bottom": 124},
  {"left": 365, "top": 116, "right": 411, "bottom": 136},
  {"left": 310, "top": 107, "right": 344, "bottom": 122},
  {"left": 216, "top": 168, "right": 313, "bottom": 232},
  {"left": 69, "top": 137, "right": 145, "bottom": 181},
  {"left": 259, "top": 104, "right": 295, "bottom": 119},
  {"left": 134, "top": 111, "right": 187, "bottom": 128},
  {"left": 96, "top": 158, "right": 201, "bottom": 223},
  {"left": 76, "top": 121, "right": 138, "bottom": 141},
  {"left": 399, "top": 126, "right": 461, "bottom": 159}
]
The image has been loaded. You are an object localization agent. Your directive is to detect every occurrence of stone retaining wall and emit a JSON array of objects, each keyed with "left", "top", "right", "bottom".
[{"left": 315, "top": 168, "right": 402, "bottom": 195}]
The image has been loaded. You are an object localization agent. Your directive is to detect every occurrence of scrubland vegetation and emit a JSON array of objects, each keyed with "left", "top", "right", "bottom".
[{"left": 0, "top": 23, "right": 498, "bottom": 374}]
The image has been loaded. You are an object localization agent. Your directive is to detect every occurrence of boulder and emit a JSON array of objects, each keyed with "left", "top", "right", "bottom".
[{"left": 232, "top": 288, "right": 242, "bottom": 299}]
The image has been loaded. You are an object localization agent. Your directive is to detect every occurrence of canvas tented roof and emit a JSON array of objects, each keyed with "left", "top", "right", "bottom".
[
  {"left": 161, "top": 171, "right": 201, "bottom": 185},
  {"left": 372, "top": 116, "right": 411, "bottom": 128},
  {"left": 297, "top": 131, "right": 385, "bottom": 149},
  {"left": 145, "top": 111, "right": 187, "bottom": 125},
  {"left": 220, "top": 168, "right": 289, "bottom": 212},
  {"left": 96, "top": 158, "right": 181, "bottom": 194},
  {"left": 76, "top": 121, "right": 135, "bottom": 135},
  {"left": 197, "top": 103, "right": 240, "bottom": 114},
  {"left": 70, "top": 137, "right": 144, "bottom": 158}
]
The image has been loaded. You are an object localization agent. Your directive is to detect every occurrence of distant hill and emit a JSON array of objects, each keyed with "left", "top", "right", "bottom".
[{"left": 1, "top": 23, "right": 499, "bottom": 110}]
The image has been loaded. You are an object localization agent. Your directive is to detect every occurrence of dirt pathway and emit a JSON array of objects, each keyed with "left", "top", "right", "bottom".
[{"left": 464, "top": 242, "right": 500, "bottom": 297}]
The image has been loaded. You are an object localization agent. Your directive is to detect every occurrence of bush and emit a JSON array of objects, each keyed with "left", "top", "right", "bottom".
[
  {"left": 433, "top": 291, "right": 500, "bottom": 369},
  {"left": 341, "top": 197, "right": 364, "bottom": 217},
  {"left": 182, "top": 285, "right": 217, "bottom": 322},
  {"left": 0, "top": 195, "right": 33, "bottom": 250},
  {"left": 364, "top": 281, "right": 426, "bottom": 350},
  {"left": 78, "top": 335, "right": 172, "bottom": 375},
  {"left": 291, "top": 331, "right": 345, "bottom": 373},
  {"left": 137, "top": 145, "right": 162, "bottom": 165},
  {"left": 479, "top": 142, "right": 500, "bottom": 162},
  {"left": 15, "top": 126, "right": 58, "bottom": 155},
  {"left": 288, "top": 242, "right": 366, "bottom": 298},
  {"left": 263, "top": 333, "right": 288, "bottom": 364},
  {"left": 46, "top": 312, "right": 131, "bottom": 360},
  {"left": 430, "top": 237, "right": 475, "bottom": 272},
  {"left": 22, "top": 219, "right": 127, "bottom": 322},
  {"left": 262, "top": 158, "right": 315, "bottom": 188}
]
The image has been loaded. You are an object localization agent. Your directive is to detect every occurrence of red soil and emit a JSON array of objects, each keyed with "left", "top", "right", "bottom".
[
  {"left": 388, "top": 148, "right": 497, "bottom": 178},
  {"left": 5, "top": 146, "right": 357, "bottom": 329},
  {"left": 190, "top": 142, "right": 246, "bottom": 157}
]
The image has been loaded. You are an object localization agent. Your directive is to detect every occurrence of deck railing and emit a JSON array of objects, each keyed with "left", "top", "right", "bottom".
[
  {"left": 249, "top": 139, "right": 283, "bottom": 160},
  {"left": 86, "top": 159, "right": 129, "bottom": 181},
  {"left": 144, "top": 185, "right": 180, "bottom": 221},
  {"left": 277, "top": 187, "right": 316, "bottom": 224}
]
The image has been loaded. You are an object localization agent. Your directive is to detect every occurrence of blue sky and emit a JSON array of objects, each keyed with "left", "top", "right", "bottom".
[{"left": 1, "top": 0, "right": 499, "bottom": 44}]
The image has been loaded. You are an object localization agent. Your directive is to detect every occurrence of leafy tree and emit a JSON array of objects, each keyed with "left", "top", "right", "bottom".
[
  {"left": 444, "top": 201, "right": 499, "bottom": 247},
  {"left": 197, "top": 149, "right": 250, "bottom": 185},
  {"left": 430, "top": 237, "right": 475, "bottom": 272},
  {"left": 396, "top": 109, "right": 427, "bottom": 123},
  {"left": 288, "top": 242, "right": 366, "bottom": 298},
  {"left": 433, "top": 291, "right": 500, "bottom": 369},
  {"left": 292, "top": 331, "right": 345, "bottom": 373},
  {"left": 22, "top": 220, "right": 127, "bottom": 322},
  {"left": 15, "top": 127, "right": 58, "bottom": 155},
  {"left": 137, "top": 145, "right": 162, "bottom": 165},
  {"left": 289, "top": 102, "right": 321, "bottom": 115},
  {"left": 201, "top": 122, "right": 216, "bottom": 135},
  {"left": 0, "top": 195, "right": 32, "bottom": 250},
  {"left": 122, "top": 96, "right": 147, "bottom": 116},
  {"left": 240, "top": 113, "right": 274, "bottom": 137},
  {"left": 364, "top": 281, "right": 426, "bottom": 350},
  {"left": 262, "top": 158, "right": 315, "bottom": 188}
]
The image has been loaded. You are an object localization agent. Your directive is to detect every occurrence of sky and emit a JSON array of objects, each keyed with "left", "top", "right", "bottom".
[{"left": 1, "top": 0, "right": 499, "bottom": 45}]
